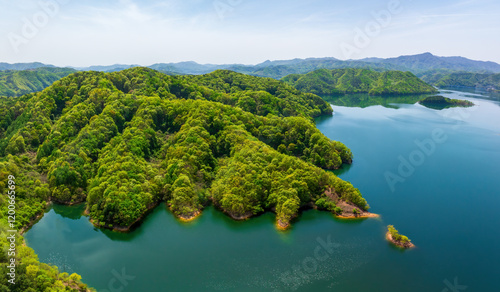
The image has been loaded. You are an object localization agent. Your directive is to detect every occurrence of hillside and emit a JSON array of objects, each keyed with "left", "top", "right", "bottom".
[
  {"left": 0, "top": 62, "right": 55, "bottom": 71},
  {"left": 363, "top": 52, "right": 500, "bottom": 74},
  {"left": 420, "top": 71, "right": 500, "bottom": 92},
  {"left": 0, "top": 67, "right": 368, "bottom": 237},
  {"left": 0, "top": 67, "right": 76, "bottom": 97},
  {"left": 281, "top": 68, "right": 438, "bottom": 96},
  {"left": 180, "top": 69, "right": 332, "bottom": 117}
]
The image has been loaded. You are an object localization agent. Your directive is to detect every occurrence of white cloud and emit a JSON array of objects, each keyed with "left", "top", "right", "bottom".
[{"left": 1, "top": 0, "right": 499, "bottom": 66}]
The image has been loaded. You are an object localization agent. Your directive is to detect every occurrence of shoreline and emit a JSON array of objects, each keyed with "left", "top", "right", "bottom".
[
  {"left": 276, "top": 219, "right": 291, "bottom": 231},
  {"left": 176, "top": 210, "right": 202, "bottom": 222},
  {"left": 89, "top": 202, "right": 160, "bottom": 232},
  {"left": 19, "top": 201, "right": 52, "bottom": 235},
  {"left": 20, "top": 198, "right": 380, "bottom": 235},
  {"left": 20, "top": 196, "right": 88, "bottom": 235},
  {"left": 335, "top": 212, "right": 380, "bottom": 219}
]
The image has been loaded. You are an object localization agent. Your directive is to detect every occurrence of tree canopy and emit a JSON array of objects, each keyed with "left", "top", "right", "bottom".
[
  {"left": 0, "top": 67, "right": 366, "bottom": 230},
  {"left": 281, "top": 68, "right": 438, "bottom": 96}
]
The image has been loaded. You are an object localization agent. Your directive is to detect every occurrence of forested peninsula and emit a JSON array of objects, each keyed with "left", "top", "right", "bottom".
[
  {"left": 420, "top": 71, "right": 500, "bottom": 92},
  {"left": 0, "top": 68, "right": 371, "bottom": 234},
  {"left": 281, "top": 68, "right": 438, "bottom": 96}
]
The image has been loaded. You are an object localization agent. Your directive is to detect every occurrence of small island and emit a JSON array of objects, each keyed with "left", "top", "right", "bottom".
[
  {"left": 418, "top": 95, "right": 474, "bottom": 110},
  {"left": 386, "top": 225, "right": 415, "bottom": 249}
]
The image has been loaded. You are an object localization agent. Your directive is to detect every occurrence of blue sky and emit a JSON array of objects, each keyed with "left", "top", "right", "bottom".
[{"left": 1, "top": 0, "right": 499, "bottom": 66}]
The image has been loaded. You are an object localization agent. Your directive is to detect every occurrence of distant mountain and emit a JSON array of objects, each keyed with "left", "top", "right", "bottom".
[
  {"left": 147, "top": 54, "right": 500, "bottom": 78},
  {"left": 74, "top": 57, "right": 405, "bottom": 79},
  {"left": 0, "top": 62, "right": 55, "bottom": 71},
  {"left": 73, "top": 64, "right": 140, "bottom": 72},
  {"left": 254, "top": 57, "right": 339, "bottom": 68},
  {"left": 246, "top": 59, "right": 404, "bottom": 79},
  {"left": 281, "top": 68, "right": 438, "bottom": 96},
  {"left": 149, "top": 61, "right": 236, "bottom": 75},
  {"left": 361, "top": 53, "right": 500, "bottom": 74},
  {"left": 0, "top": 67, "right": 76, "bottom": 97},
  {"left": 2, "top": 52, "right": 499, "bottom": 80}
]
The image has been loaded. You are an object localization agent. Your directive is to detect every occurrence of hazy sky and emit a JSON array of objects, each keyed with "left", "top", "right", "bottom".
[{"left": 1, "top": 0, "right": 499, "bottom": 67}]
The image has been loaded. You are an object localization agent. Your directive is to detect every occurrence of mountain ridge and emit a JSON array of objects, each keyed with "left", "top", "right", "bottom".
[{"left": 3, "top": 53, "right": 499, "bottom": 77}]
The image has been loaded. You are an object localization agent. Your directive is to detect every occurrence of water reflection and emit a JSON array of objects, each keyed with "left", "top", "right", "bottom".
[
  {"left": 321, "top": 93, "right": 431, "bottom": 109},
  {"left": 439, "top": 86, "right": 500, "bottom": 101},
  {"left": 52, "top": 203, "right": 86, "bottom": 220},
  {"left": 321, "top": 89, "right": 498, "bottom": 110}
]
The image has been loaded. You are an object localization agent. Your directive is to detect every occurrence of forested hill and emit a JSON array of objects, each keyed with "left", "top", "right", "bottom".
[
  {"left": 281, "top": 68, "right": 438, "bottom": 96},
  {"left": 362, "top": 52, "right": 500, "bottom": 74},
  {"left": 0, "top": 67, "right": 75, "bottom": 97},
  {"left": 180, "top": 70, "right": 332, "bottom": 117},
  {"left": 420, "top": 71, "right": 500, "bottom": 92},
  {"left": 0, "top": 67, "right": 368, "bottom": 239}
]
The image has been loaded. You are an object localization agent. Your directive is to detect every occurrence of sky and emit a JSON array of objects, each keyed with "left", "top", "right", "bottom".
[{"left": 0, "top": 0, "right": 499, "bottom": 67}]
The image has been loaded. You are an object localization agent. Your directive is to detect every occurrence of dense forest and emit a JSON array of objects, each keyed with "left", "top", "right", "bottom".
[
  {"left": 0, "top": 67, "right": 370, "bottom": 290},
  {"left": 6, "top": 63, "right": 499, "bottom": 102},
  {"left": 0, "top": 68, "right": 76, "bottom": 97},
  {"left": 419, "top": 71, "right": 500, "bottom": 91},
  {"left": 281, "top": 68, "right": 438, "bottom": 96},
  {"left": 0, "top": 157, "right": 93, "bottom": 291}
]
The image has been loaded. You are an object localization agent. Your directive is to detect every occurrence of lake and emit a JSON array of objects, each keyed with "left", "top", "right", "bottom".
[{"left": 25, "top": 89, "right": 500, "bottom": 291}]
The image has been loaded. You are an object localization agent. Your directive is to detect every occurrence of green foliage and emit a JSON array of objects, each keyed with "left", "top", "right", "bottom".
[
  {"left": 5, "top": 135, "right": 26, "bottom": 155},
  {"left": 420, "top": 71, "right": 500, "bottom": 91},
  {"left": 221, "top": 58, "right": 401, "bottom": 79},
  {"left": 0, "top": 66, "right": 371, "bottom": 291},
  {"left": 0, "top": 154, "right": 48, "bottom": 229},
  {"left": 387, "top": 225, "right": 411, "bottom": 244},
  {"left": 282, "top": 68, "right": 438, "bottom": 96},
  {"left": 418, "top": 95, "right": 474, "bottom": 110},
  {"left": 0, "top": 155, "right": 93, "bottom": 291},
  {"left": 182, "top": 70, "right": 333, "bottom": 118},
  {"left": 315, "top": 198, "right": 336, "bottom": 211},
  {"left": 0, "top": 221, "right": 92, "bottom": 291},
  {"left": 0, "top": 67, "right": 365, "bottom": 229},
  {"left": 334, "top": 206, "right": 343, "bottom": 214},
  {"left": 0, "top": 67, "right": 75, "bottom": 97}
]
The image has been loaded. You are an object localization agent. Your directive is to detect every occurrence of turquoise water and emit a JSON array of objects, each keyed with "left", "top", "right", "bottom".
[{"left": 25, "top": 89, "right": 500, "bottom": 291}]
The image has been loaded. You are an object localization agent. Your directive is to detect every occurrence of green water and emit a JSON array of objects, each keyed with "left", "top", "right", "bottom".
[{"left": 25, "top": 89, "right": 500, "bottom": 291}]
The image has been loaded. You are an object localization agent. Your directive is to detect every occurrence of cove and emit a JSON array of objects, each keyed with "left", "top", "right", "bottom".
[{"left": 25, "top": 89, "right": 500, "bottom": 291}]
